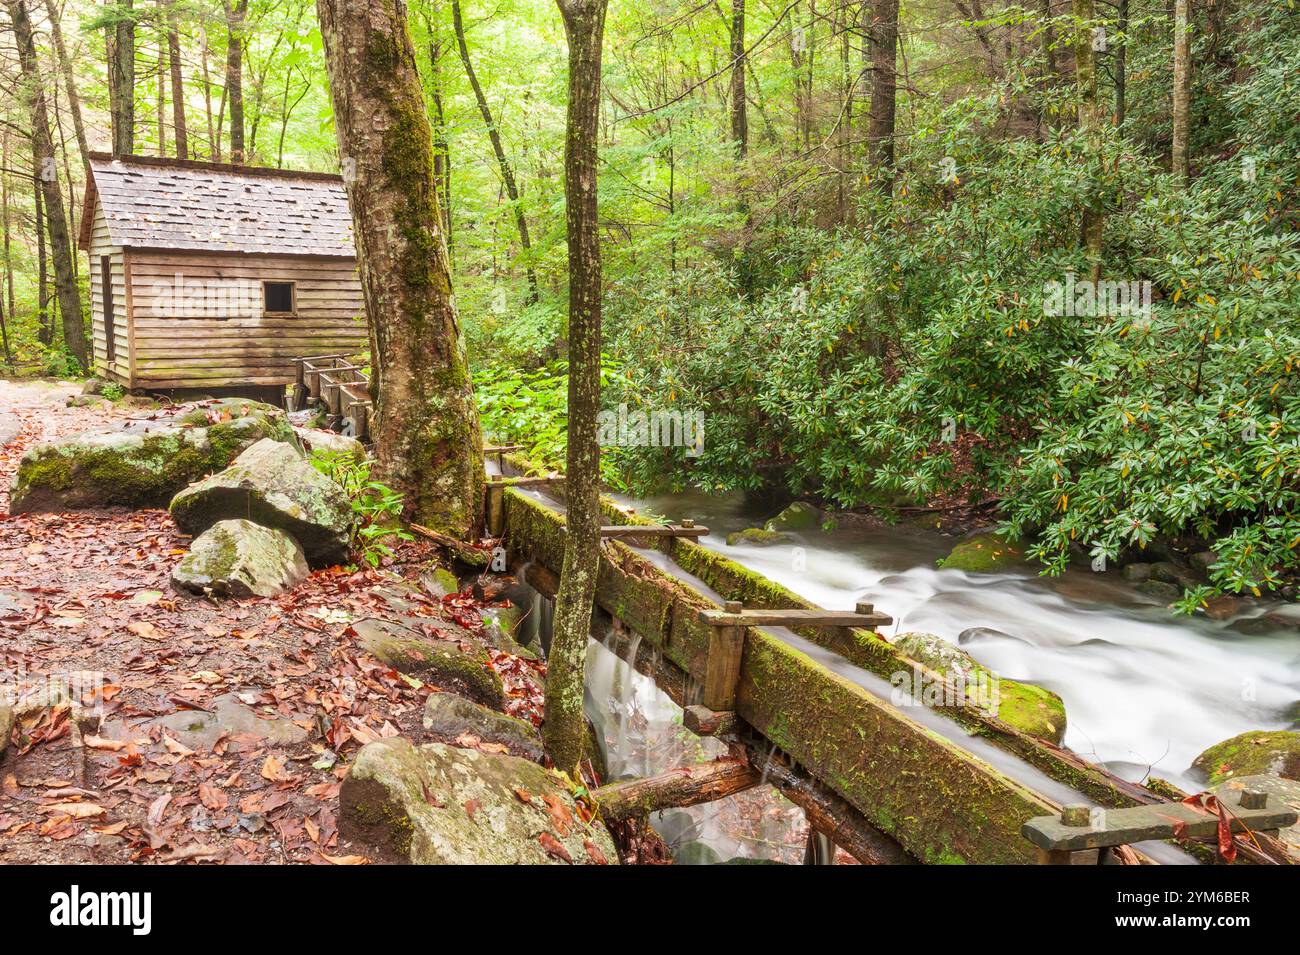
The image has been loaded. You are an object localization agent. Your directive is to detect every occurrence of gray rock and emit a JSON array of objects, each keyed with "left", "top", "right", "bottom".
[
  {"left": 10, "top": 400, "right": 295, "bottom": 514},
  {"left": 171, "top": 519, "right": 309, "bottom": 598},
  {"left": 673, "top": 841, "right": 722, "bottom": 865},
  {"left": 764, "top": 501, "right": 820, "bottom": 532},
  {"left": 1150, "top": 561, "right": 1200, "bottom": 589},
  {"left": 149, "top": 693, "right": 309, "bottom": 751},
  {"left": 66, "top": 394, "right": 109, "bottom": 407},
  {"left": 295, "top": 426, "right": 365, "bottom": 461},
  {"left": 339, "top": 738, "right": 618, "bottom": 864},
  {"left": 170, "top": 438, "right": 355, "bottom": 567},
  {"left": 1137, "top": 579, "right": 1182, "bottom": 601},
  {"left": 423, "top": 693, "right": 543, "bottom": 762},
  {"left": 355, "top": 618, "right": 505, "bottom": 707},
  {"left": 1120, "top": 562, "right": 1153, "bottom": 583},
  {"left": 81, "top": 378, "right": 106, "bottom": 396},
  {"left": 726, "top": 527, "right": 791, "bottom": 546},
  {"left": 1189, "top": 550, "right": 1219, "bottom": 575},
  {"left": 421, "top": 567, "right": 460, "bottom": 598},
  {"left": 1192, "top": 730, "right": 1300, "bottom": 784},
  {"left": 958, "top": 626, "right": 1031, "bottom": 647},
  {"left": 0, "top": 702, "right": 13, "bottom": 758}
]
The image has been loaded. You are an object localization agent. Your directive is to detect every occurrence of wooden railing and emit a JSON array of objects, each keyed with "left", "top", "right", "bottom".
[{"left": 291, "top": 355, "right": 372, "bottom": 442}]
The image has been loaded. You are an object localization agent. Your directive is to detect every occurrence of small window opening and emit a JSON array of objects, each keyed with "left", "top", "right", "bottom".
[{"left": 264, "top": 281, "right": 296, "bottom": 315}]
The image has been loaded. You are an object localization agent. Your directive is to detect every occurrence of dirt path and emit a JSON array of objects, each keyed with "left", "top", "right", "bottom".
[{"left": 0, "top": 380, "right": 542, "bottom": 864}]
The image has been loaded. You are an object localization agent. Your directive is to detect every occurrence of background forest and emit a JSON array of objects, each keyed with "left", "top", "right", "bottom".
[{"left": 1, "top": 0, "right": 1298, "bottom": 602}]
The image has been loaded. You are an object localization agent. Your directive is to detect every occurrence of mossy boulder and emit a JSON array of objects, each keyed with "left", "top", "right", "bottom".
[
  {"left": 339, "top": 738, "right": 618, "bottom": 864},
  {"left": 937, "top": 531, "right": 1026, "bottom": 573},
  {"left": 171, "top": 519, "right": 309, "bottom": 598},
  {"left": 763, "top": 501, "right": 820, "bottom": 532},
  {"left": 355, "top": 618, "right": 505, "bottom": 707},
  {"left": 296, "top": 427, "right": 366, "bottom": 461},
  {"left": 891, "top": 631, "right": 1067, "bottom": 744},
  {"left": 0, "top": 701, "right": 12, "bottom": 758},
  {"left": 422, "top": 567, "right": 461, "bottom": 598},
  {"left": 1192, "top": 731, "right": 1300, "bottom": 785},
  {"left": 9, "top": 400, "right": 293, "bottom": 514},
  {"left": 726, "top": 527, "right": 791, "bottom": 547},
  {"left": 170, "top": 438, "right": 355, "bottom": 567},
  {"left": 423, "top": 693, "right": 543, "bottom": 762}
]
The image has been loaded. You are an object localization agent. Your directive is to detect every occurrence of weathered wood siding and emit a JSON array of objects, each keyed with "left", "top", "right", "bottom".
[
  {"left": 124, "top": 250, "right": 367, "bottom": 389},
  {"left": 87, "top": 203, "right": 128, "bottom": 384}
]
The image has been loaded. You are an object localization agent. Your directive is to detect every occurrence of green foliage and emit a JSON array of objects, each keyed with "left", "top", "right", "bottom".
[
  {"left": 310, "top": 449, "right": 413, "bottom": 568},
  {"left": 100, "top": 382, "right": 125, "bottom": 401}
]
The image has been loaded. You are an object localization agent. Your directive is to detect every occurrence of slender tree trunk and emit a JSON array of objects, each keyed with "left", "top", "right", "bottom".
[
  {"left": 1115, "top": 0, "right": 1128, "bottom": 128},
  {"left": 316, "top": 0, "right": 484, "bottom": 538},
  {"left": 425, "top": 1, "right": 452, "bottom": 250},
  {"left": 226, "top": 0, "right": 249, "bottom": 163},
  {"left": 167, "top": 0, "right": 188, "bottom": 158},
  {"left": 35, "top": 185, "right": 49, "bottom": 345},
  {"left": 110, "top": 0, "right": 136, "bottom": 157},
  {"left": 1074, "top": 0, "right": 1104, "bottom": 280},
  {"left": 1, "top": 130, "right": 13, "bottom": 322},
  {"left": 202, "top": 28, "right": 218, "bottom": 159},
  {"left": 10, "top": 0, "right": 87, "bottom": 368},
  {"left": 1171, "top": 0, "right": 1191, "bottom": 178},
  {"left": 156, "top": 17, "right": 167, "bottom": 155},
  {"left": 868, "top": 0, "right": 899, "bottom": 175},
  {"left": 729, "top": 0, "right": 747, "bottom": 157},
  {"left": 45, "top": 0, "right": 91, "bottom": 170},
  {"left": 545, "top": 0, "right": 608, "bottom": 778},
  {"left": 451, "top": 0, "right": 538, "bottom": 304}
]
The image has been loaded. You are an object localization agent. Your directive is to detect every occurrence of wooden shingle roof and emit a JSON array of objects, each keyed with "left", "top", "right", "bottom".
[{"left": 80, "top": 153, "right": 357, "bottom": 258}]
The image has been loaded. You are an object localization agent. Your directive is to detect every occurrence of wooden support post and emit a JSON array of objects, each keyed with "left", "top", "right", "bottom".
[
  {"left": 702, "top": 600, "right": 746, "bottom": 712},
  {"left": 803, "top": 828, "right": 836, "bottom": 865},
  {"left": 486, "top": 474, "right": 505, "bottom": 537}
]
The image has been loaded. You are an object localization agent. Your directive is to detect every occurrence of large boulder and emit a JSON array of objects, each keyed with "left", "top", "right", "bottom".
[
  {"left": 938, "top": 531, "right": 1027, "bottom": 573},
  {"left": 1192, "top": 730, "right": 1300, "bottom": 785},
  {"left": 340, "top": 738, "right": 617, "bottom": 864},
  {"left": 170, "top": 438, "right": 355, "bottom": 567},
  {"left": 764, "top": 502, "right": 821, "bottom": 533},
  {"left": 171, "top": 519, "right": 309, "bottom": 598},
  {"left": 891, "top": 631, "right": 1067, "bottom": 744},
  {"left": 423, "top": 693, "right": 543, "bottom": 762},
  {"left": 295, "top": 426, "right": 365, "bottom": 461},
  {"left": 9, "top": 399, "right": 294, "bottom": 514},
  {"left": 726, "top": 527, "right": 791, "bottom": 547}
]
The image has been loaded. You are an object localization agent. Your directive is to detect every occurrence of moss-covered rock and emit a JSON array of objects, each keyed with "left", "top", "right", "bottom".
[
  {"left": 170, "top": 438, "right": 355, "bottom": 567},
  {"left": 726, "top": 527, "right": 792, "bottom": 547},
  {"left": 10, "top": 400, "right": 294, "bottom": 514},
  {"left": 423, "top": 693, "right": 543, "bottom": 761},
  {"left": 297, "top": 427, "right": 366, "bottom": 461},
  {"left": 339, "top": 738, "right": 618, "bottom": 864},
  {"left": 937, "top": 532, "right": 1026, "bottom": 572},
  {"left": 764, "top": 501, "right": 820, "bottom": 532},
  {"left": 422, "top": 567, "right": 461, "bottom": 598},
  {"left": 0, "top": 701, "right": 13, "bottom": 758},
  {"left": 355, "top": 618, "right": 505, "bottom": 706},
  {"left": 171, "top": 519, "right": 309, "bottom": 598},
  {"left": 891, "top": 632, "right": 1067, "bottom": 744},
  {"left": 1192, "top": 730, "right": 1300, "bottom": 784}
]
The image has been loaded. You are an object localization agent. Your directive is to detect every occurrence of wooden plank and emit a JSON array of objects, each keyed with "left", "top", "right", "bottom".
[
  {"left": 592, "top": 759, "right": 761, "bottom": 822},
  {"left": 682, "top": 705, "right": 738, "bottom": 737},
  {"left": 699, "top": 607, "right": 894, "bottom": 629},
  {"left": 1023, "top": 794, "right": 1297, "bottom": 851},
  {"left": 600, "top": 524, "right": 709, "bottom": 539}
]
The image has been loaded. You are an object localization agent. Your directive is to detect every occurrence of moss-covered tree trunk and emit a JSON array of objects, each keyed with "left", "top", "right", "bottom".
[
  {"left": 544, "top": 0, "right": 607, "bottom": 777},
  {"left": 867, "top": 0, "right": 899, "bottom": 175},
  {"left": 1171, "top": 0, "right": 1191, "bottom": 179},
  {"left": 316, "top": 0, "right": 485, "bottom": 540},
  {"left": 10, "top": 0, "right": 86, "bottom": 371},
  {"left": 225, "top": 0, "right": 249, "bottom": 163},
  {"left": 109, "top": 0, "right": 135, "bottom": 158}
]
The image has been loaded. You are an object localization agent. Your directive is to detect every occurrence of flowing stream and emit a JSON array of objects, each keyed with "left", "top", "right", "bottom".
[{"left": 510, "top": 481, "right": 1298, "bottom": 864}]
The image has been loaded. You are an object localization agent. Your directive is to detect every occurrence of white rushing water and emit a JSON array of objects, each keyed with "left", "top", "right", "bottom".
[{"left": 613, "top": 489, "right": 1300, "bottom": 793}]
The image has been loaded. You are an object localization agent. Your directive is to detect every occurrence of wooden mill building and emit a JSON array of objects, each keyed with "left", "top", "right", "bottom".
[{"left": 78, "top": 153, "right": 368, "bottom": 402}]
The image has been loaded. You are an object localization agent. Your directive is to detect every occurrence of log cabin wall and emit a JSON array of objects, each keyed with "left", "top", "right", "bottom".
[
  {"left": 124, "top": 250, "right": 366, "bottom": 390},
  {"left": 86, "top": 203, "right": 129, "bottom": 385}
]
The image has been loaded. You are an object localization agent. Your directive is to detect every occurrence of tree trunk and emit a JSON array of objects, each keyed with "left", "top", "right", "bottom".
[
  {"left": 2, "top": 129, "right": 14, "bottom": 322},
  {"left": 226, "top": 0, "right": 249, "bottom": 163},
  {"left": 425, "top": 1, "right": 452, "bottom": 250},
  {"left": 166, "top": 0, "right": 187, "bottom": 158},
  {"left": 1074, "top": 0, "right": 1104, "bottom": 280},
  {"left": 35, "top": 184, "right": 49, "bottom": 346},
  {"left": 1171, "top": 0, "right": 1191, "bottom": 178},
  {"left": 45, "top": 0, "right": 91, "bottom": 170},
  {"left": 316, "top": 0, "right": 485, "bottom": 539},
  {"left": 156, "top": 15, "right": 167, "bottom": 155},
  {"left": 201, "top": 27, "right": 218, "bottom": 159},
  {"left": 868, "top": 0, "right": 899, "bottom": 176},
  {"left": 545, "top": 0, "right": 608, "bottom": 777},
  {"left": 1115, "top": 0, "right": 1128, "bottom": 128},
  {"left": 593, "top": 759, "right": 761, "bottom": 822},
  {"left": 729, "top": 0, "right": 747, "bottom": 158},
  {"left": 450, "top": 1, "right": 538, "bottom": 304},
  {"left": 110, "top": 0, "right": 136, "bottom": 157},
  {"left": 11, "top": 0, "right": 87, "bottom": 369}
]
